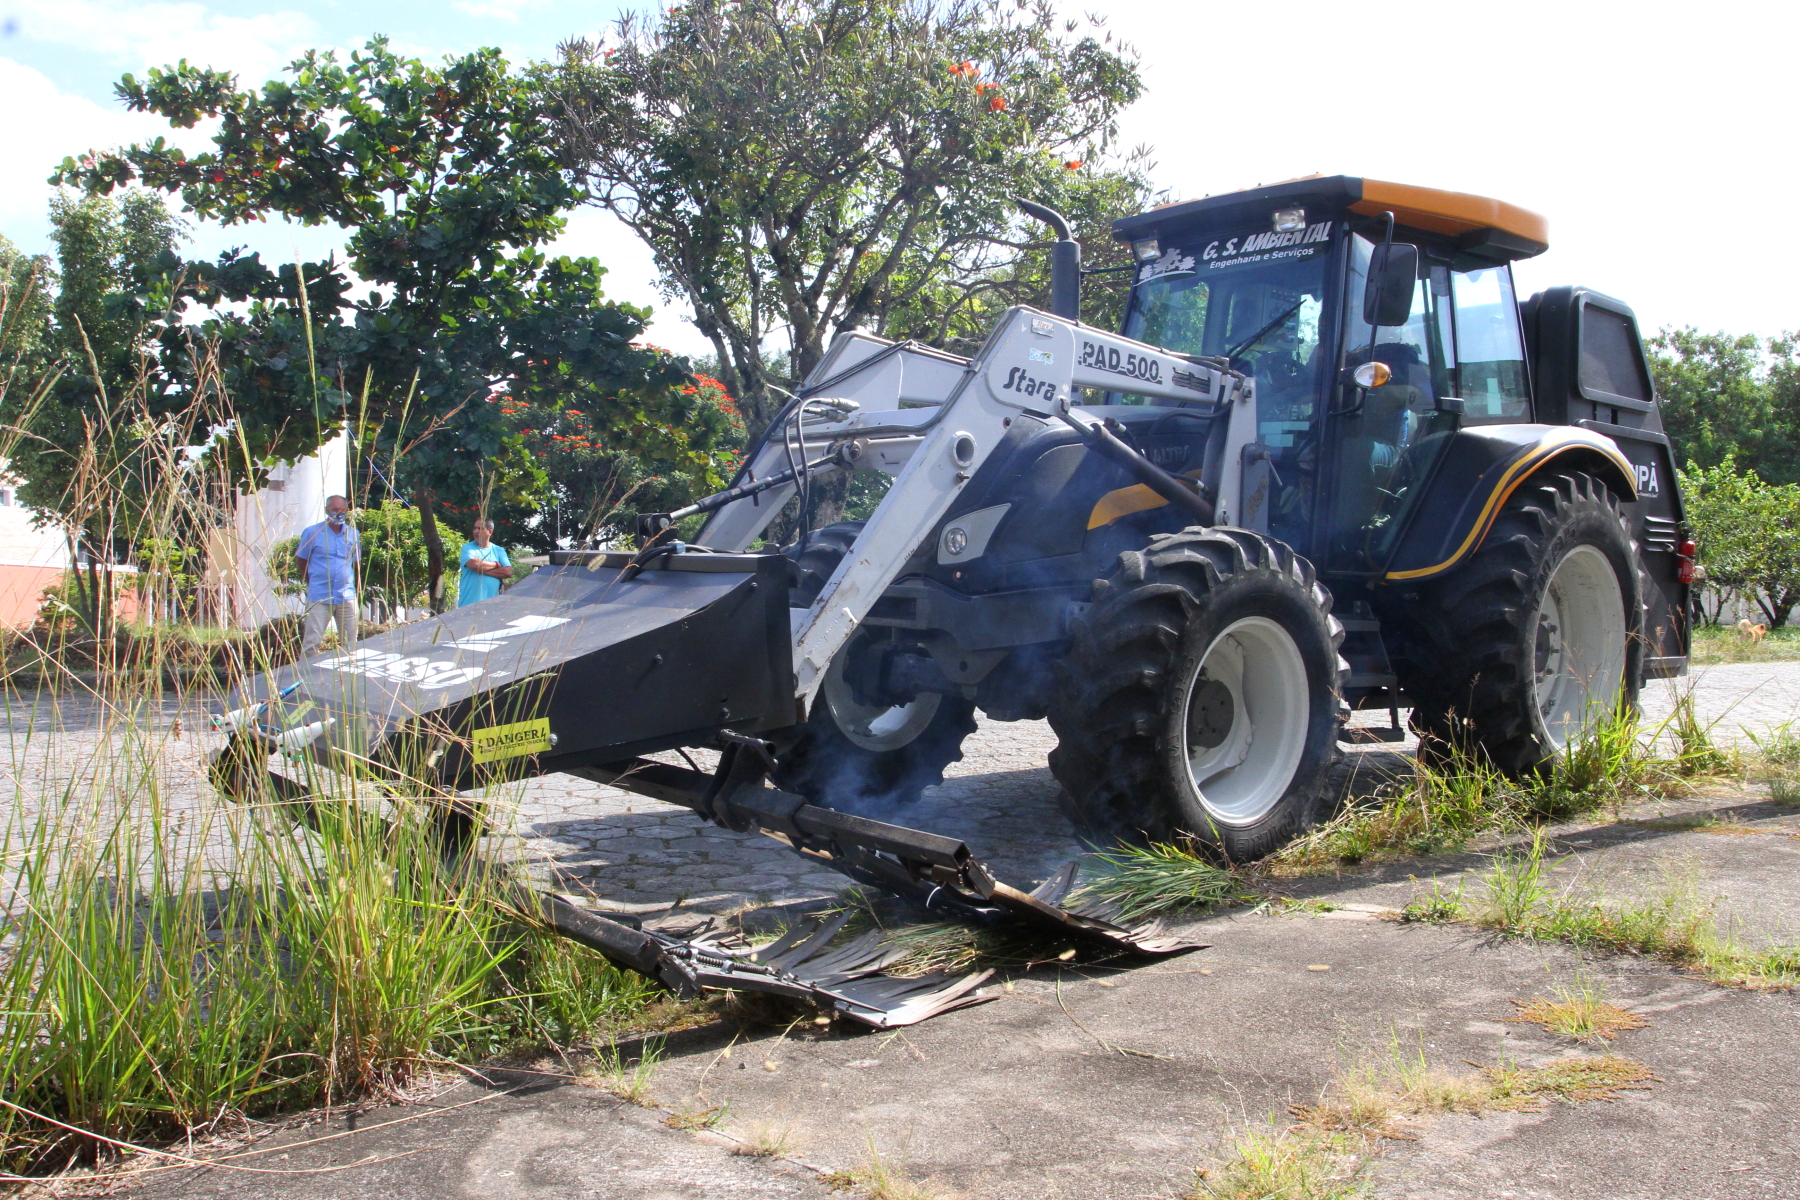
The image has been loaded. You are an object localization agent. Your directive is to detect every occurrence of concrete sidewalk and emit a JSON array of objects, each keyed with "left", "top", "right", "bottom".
[{"left": 125, "top": 785, "right": 1800, "bottom": 1200}]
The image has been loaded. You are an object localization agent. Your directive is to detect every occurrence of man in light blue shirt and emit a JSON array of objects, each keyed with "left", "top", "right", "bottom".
[
  {"left": 458, "top": 518, "right": 512, "bottom": 607},
  {"left": 295, "top": 494, "right": 362, "bottom": 656}
]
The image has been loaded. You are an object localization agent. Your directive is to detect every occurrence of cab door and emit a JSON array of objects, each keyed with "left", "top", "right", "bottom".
[{"left": 1324, "top": 234, "right": 1461, "bottom": 574}]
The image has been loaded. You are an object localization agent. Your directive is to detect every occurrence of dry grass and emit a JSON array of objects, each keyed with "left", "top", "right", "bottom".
[
  {"left": 853, "top": 1138, "right": 942, "bottom": 1200},
  {"left": 1690, "top": 623, "right": 1800, "bottom": 665},
  {"left": 1192, "top": 1042, "right": 1658, "bottom": 1199},
  {"left": 731, "top": 1121, "right": 798, "bottom": 1158},
  {"left": 1508, "top": 984, "right": 1650, "bottom": 1044}
]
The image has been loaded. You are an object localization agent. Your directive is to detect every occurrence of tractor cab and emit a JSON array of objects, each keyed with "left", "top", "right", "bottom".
[{"left": 1106, "top": 175, "right": 1550, "bottom": 579}]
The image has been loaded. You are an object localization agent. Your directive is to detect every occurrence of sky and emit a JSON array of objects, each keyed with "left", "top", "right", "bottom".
[{"left": 3, "top": 0, "right": 1795, "bottom": 358}]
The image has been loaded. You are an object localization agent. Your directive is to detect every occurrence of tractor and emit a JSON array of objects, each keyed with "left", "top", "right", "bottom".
[{"left": 211, "top": 174, "right": 1691, "bottom": 1020}]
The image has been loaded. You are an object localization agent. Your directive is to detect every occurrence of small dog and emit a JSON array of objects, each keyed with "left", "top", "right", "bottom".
[{"left": 1736, "top": 618, "right": 1769, "bottom": 644}]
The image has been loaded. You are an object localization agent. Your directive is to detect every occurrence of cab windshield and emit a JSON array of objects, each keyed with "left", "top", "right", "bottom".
[{"left": 1116, "top": 221, "right": 1337, "bottom": 549}]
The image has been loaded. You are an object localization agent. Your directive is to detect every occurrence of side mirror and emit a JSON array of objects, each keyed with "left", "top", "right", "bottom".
[{"left": 1362, "top": 242, "right": 1419, "bottom": 327}]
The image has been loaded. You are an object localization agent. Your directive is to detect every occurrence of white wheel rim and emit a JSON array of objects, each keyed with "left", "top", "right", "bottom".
[
  {"left": 1180, "top": 616, "right": 1310, "bottom": 826},
  {"left": 1534, "top": 544, "right": 1626, "bottom": 749},
  {"left": 821, "top": 643, "right": 943, "bottom": 752}
]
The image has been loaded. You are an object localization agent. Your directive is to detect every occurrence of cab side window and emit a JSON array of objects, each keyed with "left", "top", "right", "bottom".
[
  {"left": 1579, "top": 306, "right": 1651, "bottom": 402},
  {"left": 1450, "top": 267, "right": 1531, "bottom": 422}
]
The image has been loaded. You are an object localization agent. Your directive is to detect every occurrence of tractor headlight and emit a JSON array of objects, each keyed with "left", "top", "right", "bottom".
[
  {"left": 943, "top": 526, "right": 969, "bottom": 557},
  {"left": 1272, "top": 208, "right": 1307, "bottom": 233},
  {"left": 1131, "top": 238, "right": 1160, "bottom": 263}
]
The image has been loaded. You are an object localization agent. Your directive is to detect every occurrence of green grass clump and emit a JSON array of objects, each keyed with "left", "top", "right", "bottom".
[
  {"left": 1471, "top": 838, "right": 1800, "bottom": 990},
  {"left": 0, "top": 710, "right": 659, "bottom": 1175},
  {"left": 1277, "top": 706, "right": 1705, "bottom": 876},
  {"left": 1077, "top": 841, "right": 1242, "bottom": 923}
]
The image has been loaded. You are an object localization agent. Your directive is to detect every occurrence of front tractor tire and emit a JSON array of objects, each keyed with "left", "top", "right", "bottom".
[
  {"left": 1388, "top": 470, "right": 1643, "bottom": 773},
  {"left": 1048, "top": 528, "right": 1346, "bottom": 861}
]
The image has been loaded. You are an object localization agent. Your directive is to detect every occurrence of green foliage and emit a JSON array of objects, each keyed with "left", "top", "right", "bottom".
[
  {"left": 1077, "top": 841, "right": 1241, "bottom": 923},
  {"left": 1677, "top": 456, "right": 1800, "bottom": 625},
  {"left": 1649, "top": 327, "right": 1800, "bottom": 486},
  {"left": 490, "top": 371, "right": 745, "bottom": 551},
  {"left": 546, "top": 0, "right": 1148, "bottom": 438},
  {"left": 57, "top": 38, "right": 724, "bottom": 603}
]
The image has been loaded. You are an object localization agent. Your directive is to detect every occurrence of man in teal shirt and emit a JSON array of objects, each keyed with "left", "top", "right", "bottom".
[{"left": 457, "top": 519, "right": 512, "bottom": 607}]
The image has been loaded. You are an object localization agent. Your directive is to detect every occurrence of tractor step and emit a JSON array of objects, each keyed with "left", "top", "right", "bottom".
[{"left": 573, "top": 759, "right": 1202, "bottom": 956}]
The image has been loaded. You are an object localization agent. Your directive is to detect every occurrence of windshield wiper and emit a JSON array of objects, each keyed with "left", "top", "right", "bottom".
[{"left": 1223, "top": 299, "right": 1306, "bottom": 363}]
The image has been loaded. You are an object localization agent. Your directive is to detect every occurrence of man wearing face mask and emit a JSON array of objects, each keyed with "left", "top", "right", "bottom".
[{"left": 295, "top": 494, "right": 362, "bottom": 657}]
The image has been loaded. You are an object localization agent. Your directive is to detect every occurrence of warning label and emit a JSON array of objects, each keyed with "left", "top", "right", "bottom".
[{"left": 472, "top": 718, "right": 552, "bottom": 763}]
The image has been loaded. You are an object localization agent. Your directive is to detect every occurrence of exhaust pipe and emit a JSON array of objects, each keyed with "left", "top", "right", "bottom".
[{"left": 1016, "top": 198, "right": 1080, "bottom": 322}]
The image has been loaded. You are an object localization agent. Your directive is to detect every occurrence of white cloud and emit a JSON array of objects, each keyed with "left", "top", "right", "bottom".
[
  {"left": 0, "top": 57, "right": 199, "bottom": 253},
  {"left": 551, "top": 205, "right": 713, "bottom": 358},
  {"left": 10, "top": 0, "right": 319, "bottom": 82}
]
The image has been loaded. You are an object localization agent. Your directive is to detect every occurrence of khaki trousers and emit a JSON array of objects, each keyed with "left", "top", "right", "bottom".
[{"left": 302, "top": 600, "right": 359, "bottom": 656}]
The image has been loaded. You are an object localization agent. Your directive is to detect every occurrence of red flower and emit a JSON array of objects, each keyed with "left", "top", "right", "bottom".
[
  {"left": 988, "top": 96, "right": 1007, "bottom": 111},
  {"left": 1064, "top": 160, "right": 1082, "bottom": 170}
]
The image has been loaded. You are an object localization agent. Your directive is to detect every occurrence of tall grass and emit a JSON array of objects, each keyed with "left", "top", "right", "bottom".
[{"left": 0, "top": 307, "right": 656, "bottom": 1174}]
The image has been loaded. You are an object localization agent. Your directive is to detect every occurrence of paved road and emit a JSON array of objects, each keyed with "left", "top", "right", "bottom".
[{"left": 503, "top": 661, "right": 1800, "bottom": 917}]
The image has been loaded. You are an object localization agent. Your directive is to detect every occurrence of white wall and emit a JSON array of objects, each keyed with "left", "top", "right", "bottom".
[{"left": 216, "top": 434, "right": 349, "bottom": 629}]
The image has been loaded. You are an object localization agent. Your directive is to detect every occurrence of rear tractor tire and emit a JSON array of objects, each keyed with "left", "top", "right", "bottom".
[
  {"left": 1047, "top": 528, "right": 1347, "bottom": 861},
  {"left": 1387, "top": 470, "right": 1643, "bottom": 773},
  {"left": 773, "top": 522, "right": 977, "bottom": 812}
]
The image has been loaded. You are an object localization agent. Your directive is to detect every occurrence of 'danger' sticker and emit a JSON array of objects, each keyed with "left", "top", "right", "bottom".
[{"left": 471, "top": 718, "right": 553, "bottom": 763}]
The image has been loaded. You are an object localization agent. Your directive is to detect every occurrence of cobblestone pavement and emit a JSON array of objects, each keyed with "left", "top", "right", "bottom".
[
  {"left": 501, "top": 661, "right": 1800, "bottom": 918},
  {"left": 7, "top": 663, "right": 1800, "bottom": 922}
]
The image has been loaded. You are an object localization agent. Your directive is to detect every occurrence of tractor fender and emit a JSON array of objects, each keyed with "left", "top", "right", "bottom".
[{"left": 1382, "top": 424, "right": 1637, "bottom": 582}]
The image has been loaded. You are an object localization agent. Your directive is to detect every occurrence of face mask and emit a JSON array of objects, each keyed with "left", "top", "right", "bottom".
[{"left": 327, "top": 512, "right": 348, "bottom": 529}]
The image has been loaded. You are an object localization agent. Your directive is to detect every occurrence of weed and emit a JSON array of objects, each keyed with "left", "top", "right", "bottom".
[
  {"left": 1478, "top": 832, "right": 1553, "bottom": 932},
  {"left": 1509, "top": 982, "right": 1649, "bottom": 1043},
  {"left": 1770, "top": 774, "right": 1800, "bottom": 806},
  {"left": 855, "top": 1138, "right": 939, "bottom": 1200},
  {"left": 665, "top": 1103, "right": 728, "bottom": 1131},
  {"left": 732, "top": 1121, "right": 798, "bottom": 1158},
  {"left": 1253, "top": 896, "right": 1341, "bottom": 917},
  {"left": 577, "top": 1038, "right": 664, "bottom": 1105},
  {"left": 1397, "top": 877, "right": 1465, "bottom": 924},
  {"left": 1078, "top": 840, "right": 1241, "bottom": 922},
  {"left": 1690, "top": 623, "right": 1800, "bottom": 665},
  {"left": 1468, "top": 840, "right": 1800, "bottom": 990},
  {"left": 1189, "top": 1126, "right": 1370, "bottom": 1200}
]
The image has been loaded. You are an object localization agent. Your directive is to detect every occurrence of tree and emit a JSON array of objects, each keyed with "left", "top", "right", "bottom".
[
  {"left": 487, "top": 371, "right": 744, "bottom": 552},
  {"left": 545, "top": 0, "right": 1147, "bottom": 447},
  {"left": 0, "top": 193, "right": 190, "bottom": 634},
  {"left": 1648, "top": 327, "right": 1800, "bottom": 485},
  {"left": 1678, "top": 456, "right": 1800, "bottom": 627},
  {"left": 56, "top": 40, "right": 726, "bottom": 609}
]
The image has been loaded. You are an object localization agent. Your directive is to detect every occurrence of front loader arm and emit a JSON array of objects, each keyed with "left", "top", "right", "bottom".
[{"left": 695, "top": 307, "right": 1248, "bottom": 705}]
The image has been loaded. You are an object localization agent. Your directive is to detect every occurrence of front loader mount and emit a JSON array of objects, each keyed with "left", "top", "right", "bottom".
[{"left": 211, "top": 549, "right": 1199, "bottom": 1027}]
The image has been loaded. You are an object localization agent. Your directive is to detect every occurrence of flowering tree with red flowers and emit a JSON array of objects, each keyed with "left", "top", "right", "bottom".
[
  {"left": 486, "top": 370, "right": 744, "bottom": 552},
  {"left": 545, "top": 0, "right": 1147, "bottom": 464}
]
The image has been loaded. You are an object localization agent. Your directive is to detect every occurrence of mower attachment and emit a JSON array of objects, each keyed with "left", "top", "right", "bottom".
[{"left": 574, "top": 759, "right": 1200, "bottom": 956}]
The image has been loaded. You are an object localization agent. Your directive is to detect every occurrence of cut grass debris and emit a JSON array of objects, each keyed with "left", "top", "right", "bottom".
[
  {"left": 1509, "top": 982, "right": 1649, "bottom": 1044},
  {"left": 1482, "top": 1055, "right": 1660, "bottom": 1104},
  {"left": 1076, "top": 840, "right": 1243, "bottom": 923}
]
